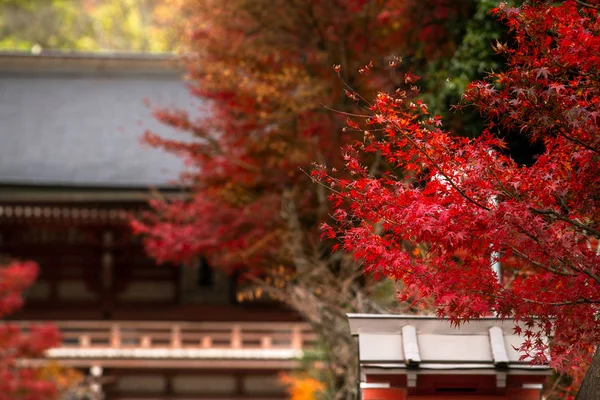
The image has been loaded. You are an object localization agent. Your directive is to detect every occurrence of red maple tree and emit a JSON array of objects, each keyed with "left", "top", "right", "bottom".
[
  {"left": 132, "top": 0, "right": 474, "bottom": 268},
  {"left": 132, "top": 1, "right": 475, "bottom": 396},
  {"left": 317, "top": 0, "right": 599, "bottom": 392},
  {"left": 0, "top": 261, "right": 60, "bottom": 400}
]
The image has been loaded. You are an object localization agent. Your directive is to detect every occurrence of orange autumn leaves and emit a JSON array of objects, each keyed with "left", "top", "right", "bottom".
[{"left": 280, "top": 374, "right": 325, "bottom": 400}]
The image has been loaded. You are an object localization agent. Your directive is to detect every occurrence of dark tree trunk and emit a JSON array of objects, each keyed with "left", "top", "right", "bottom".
[{"left": 575, "top": 347, "right": 600, "bottom": 399}]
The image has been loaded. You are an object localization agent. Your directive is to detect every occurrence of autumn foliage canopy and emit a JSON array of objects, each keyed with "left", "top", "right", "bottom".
[
  {"left": 317, "top": 0, "right": 600, "bottom": 375},
  {"left": 0, "top": 261, "right": 60, "bottom": 400},
  {"left": 132, "top": 1, "right": 473, "bottom": 396},
  {"left": 133, "top": 0, "right": 598, "bottom": 394},
  {"left": 133, "top": 0, "right": 472, "bottom": 269}
]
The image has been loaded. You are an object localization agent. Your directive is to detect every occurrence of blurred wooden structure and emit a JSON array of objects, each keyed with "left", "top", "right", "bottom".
[{"left": 0, "top": 51, "right": 305, "bottom": 399}]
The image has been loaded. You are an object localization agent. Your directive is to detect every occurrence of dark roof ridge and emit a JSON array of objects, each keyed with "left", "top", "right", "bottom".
[{"left": 0, "top": 49, "right": 178, "bottom": 61}]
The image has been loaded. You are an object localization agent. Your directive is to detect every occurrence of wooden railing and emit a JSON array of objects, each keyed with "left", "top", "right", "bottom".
[{"left": 15, "top": 321, "right": 316, "bottom": 351}]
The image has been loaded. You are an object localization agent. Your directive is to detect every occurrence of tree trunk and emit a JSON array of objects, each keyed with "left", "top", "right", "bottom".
[{"left": 575, "top": 347, "right": 600, "bottom": 399}]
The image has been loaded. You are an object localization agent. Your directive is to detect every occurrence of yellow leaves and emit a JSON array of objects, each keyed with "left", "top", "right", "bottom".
[
  {"left": 280, "top": 374, "right": 325, "bottom": 400},
  {"left": 237, "top": 291, "right": 253, "bottom": 302},
  {"left": 219, "top": 182, "right": 254, "bottom": 206},
  {"left": 236, "top": 263, "right": 293, "bottom": 303},
  {"left": 37, "top": 361, "right": 83, "bottom": 392},
  {"left": 153, "top": 0, "right": 184, "bottom": 25}
]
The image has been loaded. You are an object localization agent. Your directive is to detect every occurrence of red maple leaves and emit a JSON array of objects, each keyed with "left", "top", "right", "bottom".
[
  {"left": 320, "top": 0, "right": 599, "bottom": 376},
  {"left": 0, "top": 262, "right": 60, "bottom": 400}
]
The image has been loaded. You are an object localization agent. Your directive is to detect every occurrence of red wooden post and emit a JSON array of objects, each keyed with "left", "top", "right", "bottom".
[
  {"left": 291, "top": 325, "right": 302, "bottom": 349},
  {"left": 80, "top": 334, "right": 91, "bottom": 348},
  {"left": 231, "top": 324, "right": 242, "bottom": 348},
  {"left": 201, "top": 336, "right": 212, "bottom": 348},
  {"left": 261, "top": 336, "right": 272, "bottom": 349},
  {"left": 362, "top": 388, "right": 407, "bottom": 400},
  {"left": 140, "top": 335, "right": 151, "bottom": 348},
  {"left": 171, "top": 325, "right": 181, "bottom": 348},
  {"left": 110, "top": 324, "right": 121, "bottom": 348}
]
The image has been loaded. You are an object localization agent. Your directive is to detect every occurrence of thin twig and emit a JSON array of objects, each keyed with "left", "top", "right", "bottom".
[
  {"left": 388, "top": 118, "right": 491, "bottom": 211},
  {"left": 530, "top": 208, "right": 600, "bottom": 238},
  {"left": 575, "top": 0, "right": 600, "bottom": 11}
]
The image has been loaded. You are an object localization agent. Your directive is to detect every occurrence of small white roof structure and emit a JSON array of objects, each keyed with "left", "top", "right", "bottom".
[{"left": 348, "top": 314, "right": 551, "bottom": 376}]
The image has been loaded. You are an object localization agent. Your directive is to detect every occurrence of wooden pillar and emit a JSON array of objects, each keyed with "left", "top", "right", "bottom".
[
  {"left": 261, "top": 336, "right": 273, "bottom": 348},
  {"left": 171, "top": 325, "right": 182, "bottom": 348},
  {"left": 235, "top": 372, "right": 245, "bottom": 396},
  {"left": 231, "top": 324, "right": 242, "bottom": 348},
  {"left": 102, "top": 230, "right": 113, "bottom": 319},
  {"left": 164, "top": 372, "right": 174, "bottom": 396},
  {"left": 80, "top": 335, "right": 91, "bottom": 348},
  {"left": 175, "top": 264, "right": 185, "bottom": 304},
  {"left": 201, "top": 336, "right": 212, "bottom": 348},
  {"left": 363, "top": 388, "right": 406, "bottom": 400},
  {"left": 110, "top": 324, "right": 121, "bottom": 348},
  {"left": 48, "top": 227, "right": 59, "bottom": 302},
  {"left": 140, "top": 335, "right": 152, "bottom": 348},
  {"left": 291, "top": 325, "right": 302, "bottom": 349}
]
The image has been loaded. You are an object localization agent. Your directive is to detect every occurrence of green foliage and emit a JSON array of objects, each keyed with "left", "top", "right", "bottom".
[
  {"left": 0, "top": 0, "right": 181, "bottom": 52},
  {"left": 420, "top": 0, "right": 515, "bottom": 137}
]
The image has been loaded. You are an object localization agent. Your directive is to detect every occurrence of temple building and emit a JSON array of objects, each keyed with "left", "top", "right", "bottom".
[
  {"left": 348, "top": 314, "right": 551, "bottom": 400},
  {"left": 0, "top": 51, "right": 310, "bottom": 399}
]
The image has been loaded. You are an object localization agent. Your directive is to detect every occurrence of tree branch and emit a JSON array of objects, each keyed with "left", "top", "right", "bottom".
[
  {"left": 389, "top": 119, "right": 491, "bottom": 211},
  {"left": 522, "top": 297, "right": 600, "bottom": 306},
  {"left": 575, "top": 0, "right": 600, "bottom": 11},
  {"left": 510, "top": 247, "right": 577, "bottom": 277},
  {"left": 530, "top": 207, "right": 600, "bottom": 238}
]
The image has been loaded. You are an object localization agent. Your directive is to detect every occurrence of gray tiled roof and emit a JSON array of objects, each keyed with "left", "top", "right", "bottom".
[
  {"left": 0, "top": 53, "right": 200, "bottom": 188},
  {"left": 347, "top": 314, "right": 551, "bottom": 371}
]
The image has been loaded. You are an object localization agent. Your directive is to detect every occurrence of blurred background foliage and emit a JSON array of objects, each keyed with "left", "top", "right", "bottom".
[
  {"left": 0, "top": 0, "right": 183, "bottom": 52},
  {"left": 0, "top": 0, "right": 514, "bottom": 135},
  {"left": 419, "top": 0, "right": 510, "bottom": 137}
]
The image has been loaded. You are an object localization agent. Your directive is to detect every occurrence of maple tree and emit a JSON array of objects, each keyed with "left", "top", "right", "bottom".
[
  {"left": 0, "top": 261, "right": 60, "bottom": 400},
  {"left": 316, "top": 0, "right": 599, "bottom": 396},
  {"left": 280, "top": 373, "right": 325, "bottom": 400},
  {"left": 132, "top": 0, "right": 482, "bottom": 397}
]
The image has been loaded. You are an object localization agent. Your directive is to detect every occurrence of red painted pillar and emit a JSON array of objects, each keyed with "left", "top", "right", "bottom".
[
  {"left": 363, "top": 388, "right": 407, "bottom": 400},
  {"left": 507, "top": 388, "right": 543, "bottom": 399}
]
